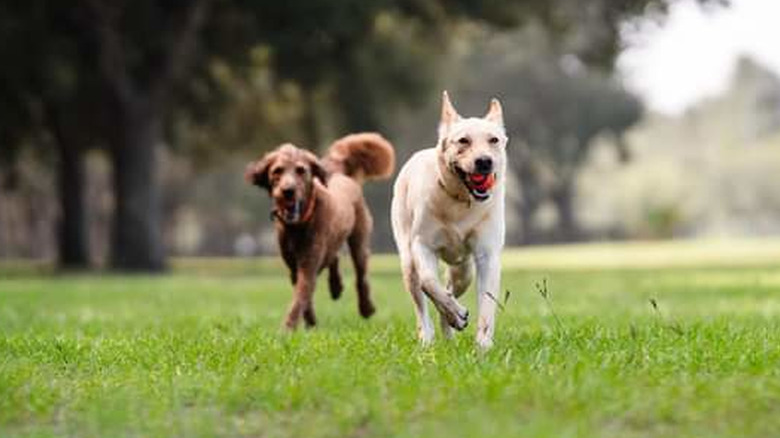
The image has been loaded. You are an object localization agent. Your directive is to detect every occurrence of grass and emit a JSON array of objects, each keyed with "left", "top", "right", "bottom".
[{"left": 2, "top": 239, "right": 780, "bottom": 437}]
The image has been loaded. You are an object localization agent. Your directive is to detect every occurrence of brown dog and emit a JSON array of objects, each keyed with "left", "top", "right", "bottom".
[{"left": 245, "top": 133, "right": 395, "bottom": 329}]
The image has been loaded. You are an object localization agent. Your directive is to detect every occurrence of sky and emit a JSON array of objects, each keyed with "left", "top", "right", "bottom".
[{"left": 617, "top": 0, "right": 780, "bottom": 116}]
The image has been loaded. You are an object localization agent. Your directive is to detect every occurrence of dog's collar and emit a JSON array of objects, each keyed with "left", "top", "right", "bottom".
[
  {"left": 437, "top": 177, "right": 471, "bottom": 207},
  {"left": 300, "top": 194, "right": 317, "bottom": 222}
]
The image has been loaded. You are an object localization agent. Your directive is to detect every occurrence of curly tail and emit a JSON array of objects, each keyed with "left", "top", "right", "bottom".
[{"left": 323, "top": 133, "right": 395, "bottom": 184}]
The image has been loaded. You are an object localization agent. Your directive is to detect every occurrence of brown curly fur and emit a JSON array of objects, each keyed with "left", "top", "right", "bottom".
[
  {"left": 322, "top": 133, "right": 395, "bottom": 183},
  {"left": 246, "top": 132, "right": 395, "bottom": 330}
]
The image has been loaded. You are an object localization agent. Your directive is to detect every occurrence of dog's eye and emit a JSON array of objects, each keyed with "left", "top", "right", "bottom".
[
  {"left": 271, "top": 168, "right": 283, "bottom": 176},
  {"left": 295, "top": 166, "right": 307, "bottom": 175},
  {"left": 488, "top": 136, "right": 499, "bottom": 145},
  {"left": 457, "top": 137, "right": 470, "bottom": 145}
]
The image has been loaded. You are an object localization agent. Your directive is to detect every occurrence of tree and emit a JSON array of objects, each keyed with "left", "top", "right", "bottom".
[
  {"left": 0, "top": 1, "right": 100, "bottom": 268},
  {"left": 84, "top": 0, "right": 216, "bottom": 271}
]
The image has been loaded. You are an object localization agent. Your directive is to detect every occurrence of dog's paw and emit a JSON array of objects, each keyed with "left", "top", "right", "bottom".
[
  {"left": 329, "top": 279, "right": 343, "bottom": 300},
  {"left": 445, "top": 303, "right": 469, "bottom": 331},
  {"left": 418, "top": 325, "right": 435, "bottom": 346},
  {"left": 476, "top": 333, "right": 494, "bottom": 350},
  {"left": 359, "top": 299, "right": 376, "bottom": 318}
]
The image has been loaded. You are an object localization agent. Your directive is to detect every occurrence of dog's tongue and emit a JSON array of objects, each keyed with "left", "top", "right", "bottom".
[
  {"left": 469, "top": 173, "right": 495, "bottom": 191},
  {"left": 283, "top": 199, "right": 300, "bottom": 217}
]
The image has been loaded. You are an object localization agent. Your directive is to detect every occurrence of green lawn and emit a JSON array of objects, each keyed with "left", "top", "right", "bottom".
[{"left": 2, "top": 240, "right": 780, "bottom": 437}]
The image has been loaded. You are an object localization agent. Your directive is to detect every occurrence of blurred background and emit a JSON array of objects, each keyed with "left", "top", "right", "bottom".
[{"left": 1, "top": 0, "right": 778, "bottom": 272}]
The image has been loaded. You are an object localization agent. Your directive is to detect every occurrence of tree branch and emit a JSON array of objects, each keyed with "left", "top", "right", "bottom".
[
  {"left": 84, "top": 0, "right": 135, "bottom": 106},
  {"left": 151, "top": 0, "right": 213, "bottom": 109}
]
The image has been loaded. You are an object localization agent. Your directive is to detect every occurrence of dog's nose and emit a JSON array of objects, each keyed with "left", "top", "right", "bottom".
[
  {"left": 282, "top": 188, "right": 295, "bottom": 200},
  {"left": 474, "top": 156, "right": 493, "bottom": 174}
]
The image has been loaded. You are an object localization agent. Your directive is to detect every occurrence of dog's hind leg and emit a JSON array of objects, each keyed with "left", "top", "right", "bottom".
[
  {"left": 400, "top": 248, "right": 434, "bottom": 345},
  {"left": 348, "top": 206, "right": 376, "bottom": 318},
  {"left": 328, "top": 258, "right": 343, "bottom": 300},
  {"left": 440, "top": 259, "right": 474, "bottom": 338}
]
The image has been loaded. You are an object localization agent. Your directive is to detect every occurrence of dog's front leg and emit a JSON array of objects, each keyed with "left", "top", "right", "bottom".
[
  {"left": 411, "top": 240, "right": 469, "bottom": 330},
  {"left": 285, "top": 266, "right": 317, "bottom": 330},
  {"left": 475, "top": 249, "right": 501, "bottom": 349}
]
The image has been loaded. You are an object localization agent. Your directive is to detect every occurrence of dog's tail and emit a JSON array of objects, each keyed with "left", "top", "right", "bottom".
[{"left": 322, "top": 133, "right": 395, "bottom": 184}]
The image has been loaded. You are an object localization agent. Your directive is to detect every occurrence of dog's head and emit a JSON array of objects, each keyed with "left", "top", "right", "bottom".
[
  {"left": 437, "top": 91, "right": 507, "bottom": 202},
  {"left": 245, "top": 143, "right": 328, "bottom": 224}
]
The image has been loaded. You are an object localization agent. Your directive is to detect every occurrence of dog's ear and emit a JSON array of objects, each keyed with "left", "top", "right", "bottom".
[
  {"left": 438, "top": 90, "right": 462, "bottom": 142},
  {"left": 484, "top": 97, "right": 504, "bottom": 126},
  {"left": 245, "top": 152, "right": 276, "bottom": 191},
  {"left": 303, "top": 150, "right": 329, "bottom": 185},
  {"left": 311, "top": 160, "right": 329, "bottom": 185}
]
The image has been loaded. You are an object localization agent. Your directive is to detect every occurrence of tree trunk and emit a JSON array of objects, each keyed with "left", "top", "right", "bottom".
[
  {"left": 513, "top": 152, "right": 544, "bottom": 245},
  {"left": 301, "top": 85, "right": 320, "bottom": 148},
  {"left": 518, "top": 198, "right": 537, "bottom": 245},
  {"left": 517, "top": 167, "right": 542, "bottom": 245},
  {"left": 110, "top": 102, "right": 166, "bottom": 272},
  {"left": 47, "top": 106, "right": 91, "bottom": 269},
  {"left": 551, "top": 182, "right": 579, "bottom": 242},
  {"left": 336, "top": 59, "right": 380, "bottom": 132},
  {"left": 57, "top": 141, "right": 90, "bottom": 268}
]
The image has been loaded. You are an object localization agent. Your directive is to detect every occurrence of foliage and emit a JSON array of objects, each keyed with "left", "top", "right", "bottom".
[
  {"left": 0, "top": 0, "right": 732, "bottom": 265},
  {"left": 449, "top": 26, "right": 643, "bottom": 242},
  {"left": 577, "top": 58, "right": 780, "bottom": 240}
]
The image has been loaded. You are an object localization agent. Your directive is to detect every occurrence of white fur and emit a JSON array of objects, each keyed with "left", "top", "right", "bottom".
[{"left": 391, "top": 91, "right": 507, "bottom": 349}]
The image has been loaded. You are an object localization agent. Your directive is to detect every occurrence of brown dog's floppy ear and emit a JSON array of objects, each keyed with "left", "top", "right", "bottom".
[
  {"left": 312, "top": 160, "right": 328, "bottom": 184},
  {"left": 245, "top": 153, "right": 275, "bottom": 190},
  {"left": 302, "top": 150, "right": 329, "bottom": 185}
]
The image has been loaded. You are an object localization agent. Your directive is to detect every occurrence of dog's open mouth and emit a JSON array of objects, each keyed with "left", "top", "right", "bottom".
[
  {"left": 277, "top": 198, "right": 303, "bottom": 222},
  {"left": 455, "top": 167, "right": 496, "bottom": 201}
]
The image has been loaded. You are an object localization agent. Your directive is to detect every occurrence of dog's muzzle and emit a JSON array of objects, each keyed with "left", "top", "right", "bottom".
[
  {"left": 273, "top": 198, "right": 304, "bottom": 223},
  {"left": 454, "top": 166, "right": 496, "bottom": 202}
]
